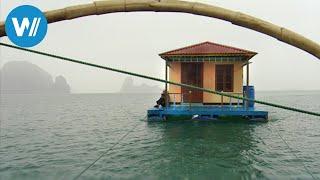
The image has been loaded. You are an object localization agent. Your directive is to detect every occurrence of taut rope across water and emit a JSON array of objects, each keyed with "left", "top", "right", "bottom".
[{"left": 73, "top": 116, "right": 145, "bottom": 180}]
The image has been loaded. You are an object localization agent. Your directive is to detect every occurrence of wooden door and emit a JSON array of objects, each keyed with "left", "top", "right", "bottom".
[{"left": 181, "top": 62, "right": 203, "bottom": 103}]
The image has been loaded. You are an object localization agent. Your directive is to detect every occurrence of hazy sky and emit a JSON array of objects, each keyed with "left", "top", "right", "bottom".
[{"left": 1, "top": 0, "right": 320, "bottom": 93}]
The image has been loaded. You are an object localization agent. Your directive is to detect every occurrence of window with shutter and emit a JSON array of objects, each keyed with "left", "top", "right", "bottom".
[{"left": 215, "top": 64, "right": 234, "bottom": 92}]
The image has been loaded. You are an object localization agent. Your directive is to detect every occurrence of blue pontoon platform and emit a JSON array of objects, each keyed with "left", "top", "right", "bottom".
[
  {"left": 147, "top": 41, "right": 270, "bottom": 122},
  {"left": 147, "top": 105, "right": 268, "bottom": 122}
]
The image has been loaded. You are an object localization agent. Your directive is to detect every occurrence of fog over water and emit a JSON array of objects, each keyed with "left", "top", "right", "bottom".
[
  {"left": 1, "top": 61, "right": 70, "bottom": 94},
  {"left": 1, "top": 0, "right": 320, "bottom": 93}
]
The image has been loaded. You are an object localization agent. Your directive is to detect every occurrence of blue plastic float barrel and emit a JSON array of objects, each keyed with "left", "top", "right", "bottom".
[{"left": 243, "top": 86, "right": 255, "bottom": 108}]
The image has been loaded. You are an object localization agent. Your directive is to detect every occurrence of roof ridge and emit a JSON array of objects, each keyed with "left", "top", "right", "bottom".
[
  {"left": 206, "top": 41, "right": 256, "bottom": 54},
  {"left": 159, "top": 41, "right": 257, "bottom": 56},
  {"left": 160, "top": 41, "right": 210, "bottom": 56}
]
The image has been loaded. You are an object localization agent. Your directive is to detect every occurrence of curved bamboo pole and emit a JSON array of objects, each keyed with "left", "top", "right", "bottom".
[{"left": 0, "top": 0, "right": 319, "bottom": 59}]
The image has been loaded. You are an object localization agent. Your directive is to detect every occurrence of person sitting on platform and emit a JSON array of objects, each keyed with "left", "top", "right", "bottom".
[{"left": 154, "top": 90, "right": 169, "bottom": 108}]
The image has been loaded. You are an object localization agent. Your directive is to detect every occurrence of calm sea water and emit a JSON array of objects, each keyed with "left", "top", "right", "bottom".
[{"left": 1, "top": 91, "right": 320, "bottom": 179}]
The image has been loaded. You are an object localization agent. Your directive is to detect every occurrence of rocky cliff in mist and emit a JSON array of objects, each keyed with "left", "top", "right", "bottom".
[
  {"left": 119, "top": 77, "right": 162, "bottom": 93},
  {"left": 0, "top": 61, "right": 70, "bottom": 94}
]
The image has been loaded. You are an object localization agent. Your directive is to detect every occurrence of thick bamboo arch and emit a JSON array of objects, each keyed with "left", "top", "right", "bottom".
[{"left": 0, "top": 0, "right": 319, "bottom": 59}]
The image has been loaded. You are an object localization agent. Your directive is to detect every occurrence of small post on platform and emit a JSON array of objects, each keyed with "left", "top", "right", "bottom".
[
  {"left": 189, "top": 90, "right": 192, "bottom": 110},
  {"left": 165, "top": 61, "right": 168, "bottom": 92},
  {"left": 246, "top": 62, "right": 250, "bottom": 109},
  {"left": 165, "top": 61, "right": 169, "bottom": 108},
  {"left": 221, "top": 91, "right": 224, "bottom": 106}
]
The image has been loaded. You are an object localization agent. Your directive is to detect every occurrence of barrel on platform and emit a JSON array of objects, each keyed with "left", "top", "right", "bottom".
[{"left": 243, "top": 86, "right": 255, "bottom": 108}]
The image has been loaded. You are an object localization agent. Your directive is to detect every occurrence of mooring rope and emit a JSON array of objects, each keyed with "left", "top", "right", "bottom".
[
  {"left": 266, "top": 124, "right": 318, "bottom": 180},
  {"left": 73, "top": 116, "right": 146, "bottom": 180},
  {"left": 0, "top": 42, "right": 320, "bottom": 117}
]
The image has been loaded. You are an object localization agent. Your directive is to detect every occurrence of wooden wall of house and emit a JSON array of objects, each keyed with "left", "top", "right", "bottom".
[
  {"left": 168, "top": 62, "right": 182, "bottom": 103},
  {"left": 203, "top": 61, "right": 244, "bottom": 104},
  {"left": 168, "top": 61, "right": 244, "bottom": 104}
]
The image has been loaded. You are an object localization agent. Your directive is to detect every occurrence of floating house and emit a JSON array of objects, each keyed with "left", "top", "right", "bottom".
[{"left": 148, "top": 41, "right": 268, "bottom": 121}]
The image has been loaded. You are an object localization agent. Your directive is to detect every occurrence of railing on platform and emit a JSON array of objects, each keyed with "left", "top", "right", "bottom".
[
  {"left": 168, "top": 91, "right": 244, "bottom": 108},
  {"left": 219, "top": 92, "right": 244, "bottom": 108},
  {"left": 168, "top": 92, "right": 187, "bottom": 105}
]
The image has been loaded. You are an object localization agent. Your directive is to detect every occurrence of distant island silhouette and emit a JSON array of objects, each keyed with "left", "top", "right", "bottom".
[
  {"left": 0, "top": 61, "right": 70, "bottom": 94},
  {"left": 119, "top": 77, "right": 162, "bottom": 94}
]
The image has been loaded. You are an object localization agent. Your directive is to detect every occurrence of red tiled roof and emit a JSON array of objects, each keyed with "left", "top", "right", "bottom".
[{"left": 160, "top": 41, "right": 257, "bottom": 56}]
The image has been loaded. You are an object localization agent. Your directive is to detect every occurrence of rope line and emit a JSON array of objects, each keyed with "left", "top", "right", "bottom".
[
  {"left": 266, "top": 124, "right": 318, "bottom": 180},
  {"left": 0, "top": 42, "right": 319, "bottom": 117},
  {"left": 73, "top": 116, "right": 145, "bottom": 180}
]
